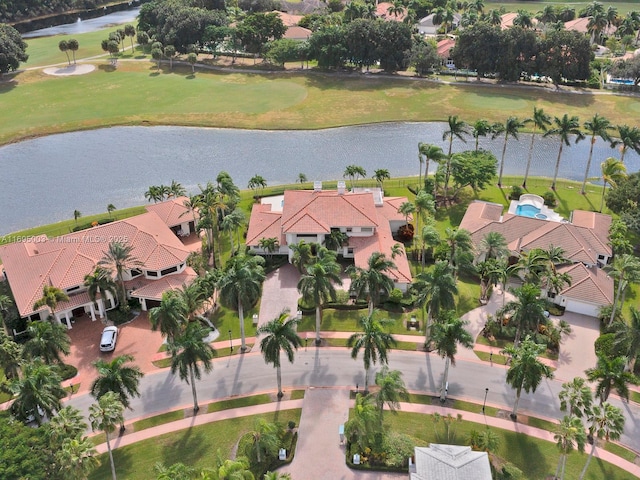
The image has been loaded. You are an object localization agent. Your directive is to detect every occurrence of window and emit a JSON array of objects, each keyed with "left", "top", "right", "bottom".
[
  {"left": 147, "top": 271, "right": 158, "bottom": 277},
  {"left": 346, "top": 228, "right": 352, "bottom": 233},
  {"left": 361, "top": 227, "right": 373, "bottom": 233},
  {"left": 347, "top": 248, "right": 354, "bottom": 255},
  {"left": 130, "top": 269, "right": 142, "bottom": 278},
  {"left": 160, "top": 266, "right": 178, "bottom": 276},
  {"left": 66, "top": 285, "right": 80, "bottom": 293}
]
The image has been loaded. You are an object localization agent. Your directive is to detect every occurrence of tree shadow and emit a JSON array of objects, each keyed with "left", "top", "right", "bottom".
[
  {"left": 92, "top": 443, "right": 134, "bottom": 478},
  {"left": 0, "top": 80, "right": 18, "bottom": 95},
  {"left": 186, "top": 74, "right": 196, "bottom": 80},
  {"left": 160, "top": 426, "right": 208, "bottom": 467},
  {"left": 97, "top": 64, "right": 117, "bottom": 73}
]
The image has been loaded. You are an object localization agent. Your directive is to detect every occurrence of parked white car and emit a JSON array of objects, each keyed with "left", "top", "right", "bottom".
[{"left": 100, "top": 326, "right": 118, "bottom": 352}]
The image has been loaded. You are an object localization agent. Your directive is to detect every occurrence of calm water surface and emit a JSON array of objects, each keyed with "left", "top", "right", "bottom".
[
  {"left": 22, "top": 7, "right": 140, "bottom": 38},
  {"left": 1, "top": 123, "right": 638, "bottom": 235}
]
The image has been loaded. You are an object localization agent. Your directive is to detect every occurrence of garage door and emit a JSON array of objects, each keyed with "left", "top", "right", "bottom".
[{"left": 564, "top": 300, "right": 599, "bottom": 317}]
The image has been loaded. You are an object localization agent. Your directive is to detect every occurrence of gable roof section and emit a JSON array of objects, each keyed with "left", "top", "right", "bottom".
[
  {"left": 555, "top": 263, "right": 613, "bottom": 306},
  {"left": 378, "top": 196, "right": 410, "bottom": 223},
  {"left": 145, "top": 197, "right": 193, "bottom": 228},
  {"left": 458, "top": 200, "right": 504, "bottom": 233},
  {"left": 376, "top": 2, "right": 406, "bottom": 21},
  {"left": 412, "top": 444, "right": 492, "bottom": 480},
  {"left": 284, "top": 25, "right": 312, "bottom": 40},
  {"left": 129, "top": 271, "right": 198, "bottom": 301},
  {"left": 245, "top": 203, "right": 284, "bottom": 247},
  {"left": 437, "top": 38, "right": 456, "bottom": 58},
  {"left": 0, "top": 211, "right": 191, "bottom": 317}
]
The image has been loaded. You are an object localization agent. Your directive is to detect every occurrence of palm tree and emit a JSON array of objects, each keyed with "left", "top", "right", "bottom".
[
  {"left": 73, "top": 209, "right": 82, "bottom": 225},
  {"left": 47, "top": 405, "right": 87, "bottom": 446},
  {"left": 290, "top": 240, "right": 315, "bottom": 273},
  {"left": 222, "top": 208, "right": 246, "bottom": 256},
  {"left": 477, "top": 231, "right": 508, "bottom": 261},
  {"left": 149, "top": 290, "right": 188, "bottom": 341},
  {"left": 581, "top": 114, "right": 614, "bottom": 194},
  {"left": 536, "top": 5, "right": 557, "bottom": 25},
  {"left": 544, "top": 114, "right": 585, "bottom": 190},
  {"left": 397, "top": 201, "right": 416, "bottom": 225},
  {"left": 471, "top": 119, "right": 493, "bottom": 152},
  {"left": 168, "top": 321, "right": 217, "bottom": 412},
  {"left": 475, "top": 259, "right": 503, "bottom": 303},
  {"left": 587, "top": 10, "right": 608, "bottom": 44},
  {"left": 264, "top": 472, "right": 292, "bottom": 480},
  {"left": 33, "top": 285, "right": 69, "bottom": 320},
  {"left": 523, "top": 107, "right": 552, "bottom": 188},
  {"left": 585, "top": 354, "right": 639, "bottom": 404},
  {"left": 98, "top": 241, "right": 142, "bottom": 307},
  {"left": 84, "top": 267, "right": 118, "bottom": 321},
  {"left": 257, "top": 309, "right": 302, "bottom": 398},
  {"left": 554, "top": 415, "right": 587, "bottom": 480},
  {"left": 614, "top": 307, "right": 640, "bottom": 372},
  {"left": 0, "top": 330, "right": 22, "bottom": 380},
  {"left": 343, "top": 165, "right": 367, "bottom": 189},
  {"left": 604, "top": 253, "right": 640, "bottom": 325},
  {"left": 578, "top": 402, "right": 625, "bottom": 479},
  {"left": 324, "top": 229, "right": 348, "bottom": 253},
  {"left": 443, "top": 227, "right": 473, "bottom": 277},
  {"left": 297, "top": 173, "right": 307, "bottom": 184},
  {"left": 9, "top": 358, "right": 66, "bottom": 425},
  {"left": 248, "top": 174, "right": 267, "bottom": 197},
  {"left": 344, "top": 393, "right": 379, "bottom": 451},
  {"left": 215, "top": 457, "right": 255, "bottom": 480},
  {"left": 59, "top": 39, "right": 71, "bottom": 64},
  {"left": 89, "top": 392, "right": 124, "bottom": 480},
  {"left": 347, "top": 312, "right": 396, "bottom": 394},
  {"left": 23, "top": 320, "right": 71, "bottom": 364},
  {"left": 56, "top": 437, "right": 100, "bottom": 480},
  {"left": 347, "top": 252, "right": 396, "bottom": 315},
  {"left": 615, "top": 124, "right": 640, "bottom": 163},
  {"left": 298, "top": 247, "right": 342, "bottom": 345},
  {"left": 179, "top": 281, "right": 207, "bottom": 322},
  {"left": 219, "top": 254, "right": 266, "bottom": 351},
  {"left": 91, "top": 354, "right": 143, "bottom": 431},
  {"left": 414, "top": 190, "right": 436, "bottom": 256},
  {"left": 559, "top": 377, "right": 594, "bottom": 419},
  {"left": 498, "top": 283, "right": 548, "bottom": 347},
  {"left": 502, "top": 336, "right": 554, "bottom": 419},
  {"left": 420, "top": 220, "right": 440, "bottom": 271},
  {"left": 154, "top": 462, "right": 195, "bottom": 480},
  {"left": 493, "top": 116, "right": 525, "bottom": 187},
  {"left": 442, "top": 115, "right": 469, "bottom": 202},
  {"left": 373, "top": 366, "right": 408, "bottom": 422},
  {"left": 514, "top": 9, "right": 534, "bottom": 28},
  {"left": 418, "top": 143, "right": 445, "bottom": 191},
  {"left": 431, "top": 310, "right": 473, "bottom": 403},
  {"left": 372, "top": 168, "right": 390, "bottom": 190},
  {"left": 599, "top": 157, "right": 626, "bottom": 213},
  {"left": 412, "top": 261, "right": 458, "bottom": 345},
  {"left": 244, "top": 418, "right": 279, "bottom": 467}
]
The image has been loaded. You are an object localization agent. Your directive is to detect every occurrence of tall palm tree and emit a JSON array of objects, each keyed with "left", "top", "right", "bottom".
[
  {"left": 91, "top": 354, "right": 143, "bottom": 431},
  {"left": 56, "top": 437, "right": 100, "bottom": 480},
  {"left": 149, "top": 290, "right": 188, "bottom": 341},
  {"left": 471, "top": 119, "right": 493, "bottom": 152},
  {"left": 420, "top": 220, "right": 441, "bottom": 271},
  {"left": 431, "top": 310, "right": 473, "bottom": 403},
  {"left": 412, "top": 261, "right": 458, "bottom": 345},
  {"left": 587, "top": 10, "right": 608, "bottom": 44},
  {"left": 523, "top": 107, "right": 552, "bottom": 188},
  {"left": 477, "top": 231, "right": 508, "bottom": 261},
  {"left": 0, "top": 330, "right": 22, "bottom": 380},
  {"left": 347, "top": 252, "right": 396, "bottom": 315},
  {"left": 154, "top": 462, "right": 196, "bottom": 480},
  {"left": 599, "top": 157, "right": 626, "bottom": 213},
  {"left": 257, "top": 310, "right": 302, "bottom": 398},
  {"left": 244, "top": 418, "right": 279, "bottom": 466},
  {"left": 559, "top": 377, "right": 594, "bottom": 419},
  {"left": 513, "top": 9, "right": 534, "bottom": 28},
  {"left": 372, "top": 168, "right": 390, "bottom": 190},
  {"left": 498, "top": 283, "right": 548, "bottom": 347},
  {"left": 544, "top": 114, "right": 585, "bottom": 190},
  {"left": 298, "top": 247, "right": 342, "bottom": 345},
  {"left": 585, "top": 354, "right": 639, "bottom": 404},
  {"left": 443, "top": 227, "right": 473, "bottom": 277},
  {"left": 397, "top": 201, "right": 416, "bottom": 225},
  {"left": 98, "top": 241, "right": 142, "bottom": 307},
  {"left": 502, "top": 336, "right": 554, "bottom": 419},
  {"left": 23, "top": 320, "right": 71, "bottom": 364},
  {"left": 614, "top": 307, "right": 640, "bottom": 372},
  {"left": 290, "top": 240, "right": 315, "bottom": 273},
  {"left": 418, "top": 143, "right": 445, "bottom": 191},
  {"left": 344, "top": 393, "right": 379, "bottom": 451},
  {"left": 168, "top": 321, "right": 217, "bottom": 412},
  {"left": 89, "top": 392, "right": 124, "bottom": 480},
  {"left": 475, "top": 259, "right": 503, "bottom": 303},
  {"left": 46, "top": 405, "right": 87, "bottom": 446},
  {"left": 581, "top": 114, "right": 614, "bottom": 194},
  {"left": 442, "top": 115, "right": 469, "bottom": 202},
  {"left": 324, "top": 229, "right": 348, "bottom": 253},
  {"left": 221, "top": 208, "right": 246, "bottom": 256},
  {"left": 9, "top": 358, "right": 66, "bottom": 425},
  {"left": 216, "top": 457, "right": 255, "bottom": 480},
  {"left": 414, "top": 190, "right": 436, "bottom": 256},
  {"left": 219, "top": 254, "right": 266, "bottom": 351},
  {"left": 578, "top": 402, "right": 625, "bottom": 480},
  {"left": 493, "top": 116, "right": 525, "bottom": 187},
  {"left": 373, "top": 366, "right": 409, "bottom": 422},
  {"left": 604, "top": 253, "right": 640, "bottom": 325},
  {"left": 615, "top": 124, "right": 640, "bottom": 163},
  {"left": 347, "top": 312, "right": 396, "bottom": 393},
  {"left": 554, "top": 415, "right": 587, "bottom": 480},
  {"left": 84, "top": 267, "right": 118, "bottom": 320},
  {"left": 33, "top": 285, "right": 69, "bottom": 320}
]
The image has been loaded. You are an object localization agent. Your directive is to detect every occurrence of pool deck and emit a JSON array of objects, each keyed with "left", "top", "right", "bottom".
[{"left": 507, "top": 198, "right": 565, "bottom": 223}]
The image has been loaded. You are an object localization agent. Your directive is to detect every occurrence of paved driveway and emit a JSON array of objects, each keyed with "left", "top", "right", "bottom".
[{"left": 258, "top": 264, "right": 302, "bottom": 327}]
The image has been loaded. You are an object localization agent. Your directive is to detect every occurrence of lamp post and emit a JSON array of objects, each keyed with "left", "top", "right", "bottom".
[
  {"left": 305, "top": 333, "right": 308, "bottom": 352},
  {"left": 228, "top": 329, "right": 233, "bottom": 353},
  {"left": 482, "top": 388, "right": 489, "bottom": 414}
]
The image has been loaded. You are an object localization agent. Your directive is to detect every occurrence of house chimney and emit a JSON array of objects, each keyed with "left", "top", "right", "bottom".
[
  {"left": 337, "top": 181, "right": 346, "bottom": 195},
  {"left": 313, "top": 181, "right": 322, "bottom": 192}
]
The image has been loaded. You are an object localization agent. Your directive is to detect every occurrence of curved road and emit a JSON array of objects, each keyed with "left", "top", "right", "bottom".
[{"left": 65, "top": 347, "right": 640, "bottom": 453}]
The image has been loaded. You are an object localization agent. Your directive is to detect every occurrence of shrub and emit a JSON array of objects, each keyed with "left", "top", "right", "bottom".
[
  {"left": 387, "top": 288, "right": 403, "bottom": 305},
  {"left": 397, "top": 224, "right": 414, "bottom": 242},
  {"left": 542, "top": 191, "right": 556, "bottom": 207},
  {"left": 509, "top": 185, "right": 523, "bottom": 200},
  {"left": 381, "top": 432, "right": 418, "bottom": 468},
  {"left": 55, "top": 363, "right": 78, "bottom": 381},
  {"left": 288, "top": 420, "right": 296, "bottom": 430},
  {"left": 595, "top": 332, "right": 626, "bottom": 359}
]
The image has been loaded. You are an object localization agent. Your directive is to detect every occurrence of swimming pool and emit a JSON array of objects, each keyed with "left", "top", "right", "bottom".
[{"left": 515, "top": 204, "right": 540, "bottom": 218}]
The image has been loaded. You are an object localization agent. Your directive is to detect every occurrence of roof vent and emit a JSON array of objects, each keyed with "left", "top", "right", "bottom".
[
  {"left": 337, "top": 181, "right": 346, "bottom": 195},
  {"left": 313, "top": 181, "right": 322, "bottom": 192}
]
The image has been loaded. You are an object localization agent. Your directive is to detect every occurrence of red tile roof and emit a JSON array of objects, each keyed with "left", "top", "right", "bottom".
[
  {"left": 284, "top": 26, "right": 311, "bottom": 40},
  {"left": 437, "top": 38, "right": 456, "bottom": 58},
  {"left": 246, "top": 203, "right": 286, "bottom": 247},
  {"left": 555, "top": 263, "right": 613, "bottom": 305},
  {"left": 376, "top": 2, "right": 406, "bottom": 21},
  {"left": 145, "top": 197, "right": 194, "bottom": 228},
  {"left": 128, "top": 271, "right": 198, "bottom": 301}
]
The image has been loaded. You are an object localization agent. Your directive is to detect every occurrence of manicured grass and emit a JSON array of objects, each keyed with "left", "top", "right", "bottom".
[
  {"left": 290, "top": 389, "right": 305, "bottom": 400},
  {"left": 209, "top": 304, "right": 260, "bottom": 345},
  {"left": 151, "top": 344, "right": 254, "bottom": 368},
  {"left": 132, "top": 410, "right": 184, "bottom": 431},
  {"left": 474, "top": 349, "right": 509, "bottom": 365},
  {"left": 2, "top": 61, "right": 640, "bottom": 145},
  {"left": 87, "top": 409, "right": 302, "bottom": 480},
  {"left": 487, "top": 0, "right": 640, "bottom": 16},
  {"left": 206, "top": 393, "right": 272, "bottom": 413},
  {"left": 476, "top": 335, "right": 559, "bottom": 361},
  {"left": 383, "top": 411, "right": 636, "bottom": 480}
]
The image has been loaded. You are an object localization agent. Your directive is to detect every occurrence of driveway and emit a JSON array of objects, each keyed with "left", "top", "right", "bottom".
[
  {"left": 553, "top": 311, "right": 600, "bottom": 382},
  {"left": 258, "top": 264, "right": 301, "bottom": 327}
]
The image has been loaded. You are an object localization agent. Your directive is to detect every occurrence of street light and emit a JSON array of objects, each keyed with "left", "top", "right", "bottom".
[
  {"left": 305, "top": 333, "right": 308, "bottom": 352},
  {"left": 482, "top": 388, "right": 489, "bottom": 414},
  {"left": 228, "top": 329, "right": 233, "bottom": 353}
]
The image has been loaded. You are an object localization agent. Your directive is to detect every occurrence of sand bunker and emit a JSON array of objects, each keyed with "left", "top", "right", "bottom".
[{"left": 43, "top": 64, "right": 96, "bottom": 76}]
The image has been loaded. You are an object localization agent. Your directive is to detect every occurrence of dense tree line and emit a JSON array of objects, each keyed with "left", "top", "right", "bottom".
[
  {"left": 0, "top": 0, "right": 113, "bottom": 23},
  {"left": 452, "top": 22, "right": 592, "bottom": 84},
  {"left": 0, "top": 23, "right": 27, "bottom": 73}
]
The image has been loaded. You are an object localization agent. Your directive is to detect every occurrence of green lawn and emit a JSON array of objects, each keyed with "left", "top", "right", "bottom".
[
  {"left": 2, "top": 61, "right": 640, "bottom": 145},
  {"left": 87, "top": 409, "right": 301, "bottom": 480},
  {"left": 487, "top": 0, "right": 640, "bottom": 15}
]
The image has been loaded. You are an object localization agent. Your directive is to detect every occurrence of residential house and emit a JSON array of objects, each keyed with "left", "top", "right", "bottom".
[
  {"left": 437, "top": 38, "right": 456, "bottom": 69},
  {"left": 410, "top": 444, "right": 492, "bottom": 480},
  {"left": 500, "top": 12, "right": 538, "bottom": 30},
  {"left": 416, "top": 13, "right": 461, "bottom": 36},
  {"left": 459, "top": 200, "right": 613, "bottom": 317},
  {"left": 564, "top": 17, "right": 616, "bottom": 39},
  {"left": 0, "top": 199, "right": 199, "bottom": 331},
  {"left": 376, "top": 2, "right": 407, "bottom": 22},
  {"left": 246, "top": 183, "right": 413, "bottom": 291},
  {"left": 283, "top": 26, "right": 312, "bottom": 41}
]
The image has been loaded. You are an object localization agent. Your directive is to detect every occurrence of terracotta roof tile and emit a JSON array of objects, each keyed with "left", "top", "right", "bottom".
[
  {"left": 245, "top": 204, "right": 284, "bottom": 246},
  {"left": 129, "top": 272, "right": 198, "bottom": 301},
  {"left": 556, "top": 263, "right": 613, "bottom": 305},
  {"left": 145, "top": 197, "right": 195, "bottom": 228}
]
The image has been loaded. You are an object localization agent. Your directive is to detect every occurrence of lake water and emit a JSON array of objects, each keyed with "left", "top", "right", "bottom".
[
  {"left": 0, "top": 122, "right": 637, "bottom": 235},
  {"left": 22, "top": 7, "right": 140, "bottom": 38}
]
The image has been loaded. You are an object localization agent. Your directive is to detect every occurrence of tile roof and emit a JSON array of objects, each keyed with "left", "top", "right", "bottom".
[
  {"left": 128, "top": 271, "right": 198, "bottom": 301},
  {"left": 565, "top": 17, "right": 616, "bottom": 35},
  {"left": 272, "top": 10, "right": 303, "bottom": 27},
  {"left": 245, "top": 203, "right": 286, "bottom": 247},
  {"left": 437, "top": 38, "right": 456, "bottom": 58},
  {"left": 145, "top": 197, "right": 195, "bottom": 228},
  {"left": 500, "top": 12, "right": 538, "bottom": 30},
  {"left": 0, "top": 212, "right": 191, "bottom": 317},
  {"left": 554, "top": 263, "right": 613, "bottom": 306},
  {"left": 412, "top": 444, "right": 492, "bottom": 480},
  {"left": 376, "top": 2, "right": 406, "bottom": 21},
  {"left": 284, "top": 26, "right": 312, "bottom": 40}
]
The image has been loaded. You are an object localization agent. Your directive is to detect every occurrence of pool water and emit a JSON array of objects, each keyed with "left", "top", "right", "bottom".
[{"left": 515, "top": 204, "right": 540, "bottom": 218}]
